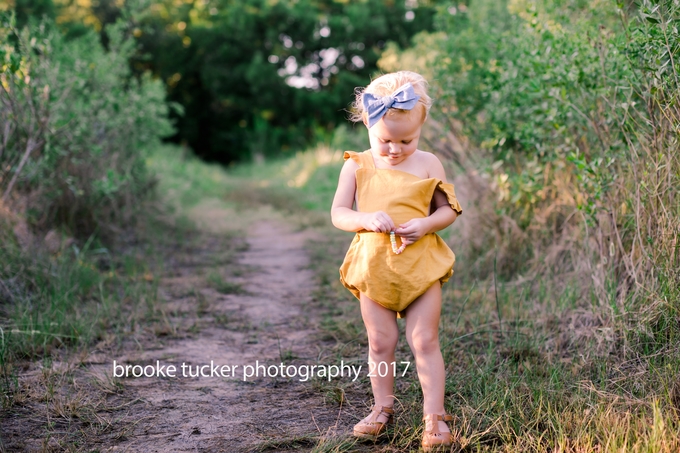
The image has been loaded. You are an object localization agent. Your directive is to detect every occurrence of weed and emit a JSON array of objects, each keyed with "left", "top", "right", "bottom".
[{"left": 206, "top": 272, "right": 244, "bottom": 295}]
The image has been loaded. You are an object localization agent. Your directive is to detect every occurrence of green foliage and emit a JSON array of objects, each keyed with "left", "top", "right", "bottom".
[
  {"left": 11, "top": 0, "right": 56, "bottom": 27},
  {"left": 0, "top": 222, "right": 156, "bottom": 362},
  {"left": 0, "top": 12, "right": 173, "bottom": 237},
  {"left": 432, "top": 0, "right": 639, "bottom": 220},
  {"left": 411, "top": 0, "right": 678, "bottom": 287},
  {"left": 365, "top": 0, "right": 680, "bottom": 375},
  {"left": 9, "top": 0, "right": 449, "bottom": 163},
  {"left": 133, "top": 0, "right": 442, "bottom": 163},
  {"left": 417, "top": 0, "right": 679, "bottom": 373}
]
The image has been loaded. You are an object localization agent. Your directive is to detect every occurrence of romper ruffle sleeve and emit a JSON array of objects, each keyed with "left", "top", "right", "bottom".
[{"left": 436, "top": 181, "right": 463, "bottom": 215}]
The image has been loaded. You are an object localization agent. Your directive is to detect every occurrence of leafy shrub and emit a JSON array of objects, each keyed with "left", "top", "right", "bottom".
[
  {"left": 432, "top": 0, "right": 637, "bottom": 219},
  {"left": 383, "top": 0, "right": 679, "bottom": 313},
  {"left": 0, "top": 13, "right": 173, "bottom": 239}
]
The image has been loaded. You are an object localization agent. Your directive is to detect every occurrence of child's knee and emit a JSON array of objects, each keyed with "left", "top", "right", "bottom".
[
  {"left": 368, "top": 333, "right": 398, "bottom": 356},
  {"left": 410, "top": 331, "right": 440, "bottom": 356}
]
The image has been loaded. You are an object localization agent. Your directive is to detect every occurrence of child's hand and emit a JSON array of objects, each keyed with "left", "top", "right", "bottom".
[
  {"left": 394, "top": 218, "right": 429, "bottom": 245},
  {"left": 361, "top": 211, "right": 396, "bottom": 233}
]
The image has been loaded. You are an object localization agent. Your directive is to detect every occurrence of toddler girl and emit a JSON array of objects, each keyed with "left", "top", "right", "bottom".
[{"left": 330, "top": 71, "right": 462, "bottom": 450}]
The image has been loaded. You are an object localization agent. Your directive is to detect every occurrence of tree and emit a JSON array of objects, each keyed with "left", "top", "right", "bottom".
[
  {"left": 10, "top": 0, "right": 443, "bottom": 163},
  {"left": 135, "top": 0, "right": 440, "bottom": 162}
]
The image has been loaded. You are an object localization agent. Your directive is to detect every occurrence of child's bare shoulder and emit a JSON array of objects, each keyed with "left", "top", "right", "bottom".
[
  {"left": 338, "top": 152, "right": 361, "bottom": 182},
  {"left": 415, "top": 150, "right": 446, "bottom": 179},
  {"left": 341, "top": 155, "right": 361, "bottom": 172},
  {"left": 343, "top": 150, "right": 365, "bottom": 167},
  {"left": 415, "top": 149, "right": 442, "bottom": 164}
]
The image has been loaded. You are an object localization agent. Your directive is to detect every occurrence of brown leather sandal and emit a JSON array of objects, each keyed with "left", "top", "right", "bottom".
[
  {"left": 421, "top": 413, "right": 455, "bottom": 451},
  {"left": 352, "top": 405, "right": 394, "bottom": 441}
]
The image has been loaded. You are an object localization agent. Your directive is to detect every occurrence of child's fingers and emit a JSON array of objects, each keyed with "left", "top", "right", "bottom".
[
  {"left": 395, "top": 219, "right": 426, "bottom": 241},
  {"left": 374, "top": 221, "right": 391, "bottom": 232},
  {"left": 368, "top": 212, "right": 395, "bottom": 232},
  {"left": 400, "top": 237, "right": 415, "bottom": 246},
  {"left": 395, "top": 222, "right": 416, "bottom": 235},
  {"left": 381, "top": 213, "right": 396, "bottom": 231},
  {"left": 394, "top": 221, "right": 409, "bottom": 232}
]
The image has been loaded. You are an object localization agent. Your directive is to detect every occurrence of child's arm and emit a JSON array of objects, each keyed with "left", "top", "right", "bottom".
[
  {"left": 331, "top": 159, "right": 396, "bottom": 233},
  {"left": 394, "top": 153, "right": 458, "bottom": 245}
]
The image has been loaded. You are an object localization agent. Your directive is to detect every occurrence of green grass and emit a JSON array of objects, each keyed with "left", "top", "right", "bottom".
[
  {"left": 0, "top": 143, "right": 249, "bottom": 409},
  {"left": 3, "top": 135, "right": 677, "bottom": 451},
  {"left": 225, "top": 146, "right": 343, "bottom": 212},
  {"left": 224, "top": 124, "right": 366, "bottom": 213},
  {"left": 0, "top": 221, "right": 160, "bottom": 405},
  {"left": 206, "top": 271, "right": 244, "bottom": 295},
  {"left": 302, "top": 228, "right": 680, "bottom": 452},
  {"left": 0, "top": 230, "right": 155, "bottom": 347},
  {"left": 147, "top": 145, "right": 237, "bottom": 209}
]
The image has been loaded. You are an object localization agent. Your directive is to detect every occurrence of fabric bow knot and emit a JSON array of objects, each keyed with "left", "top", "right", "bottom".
[{"left": 362, "top": 83, "right": 421, "bottom": 128}]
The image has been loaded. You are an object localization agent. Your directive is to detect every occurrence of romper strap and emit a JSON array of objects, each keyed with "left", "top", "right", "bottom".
[{"left": 343, "top": 150, "right": 375, "bottom": 169}]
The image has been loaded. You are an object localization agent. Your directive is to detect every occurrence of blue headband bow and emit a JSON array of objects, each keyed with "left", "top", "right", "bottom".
[{"left": 362, "top": 82, "right": 421, "bottom": 128}]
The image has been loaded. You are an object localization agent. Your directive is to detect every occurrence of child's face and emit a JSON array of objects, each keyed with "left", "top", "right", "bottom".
[{"left": 366, "top": 111, "right": 423, "bottom": 166}]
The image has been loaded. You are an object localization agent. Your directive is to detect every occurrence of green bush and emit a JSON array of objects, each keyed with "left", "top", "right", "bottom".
[
  {"left": 432, "top": 0, "right": 638, "bottom": 219},
  {"left": 406, "top": 0, "right": 676, "bottom": 275},
  {"left": 0, "top": 13, "right": 173, "bottom": 238},
  {"left": 383, "top": 0, "right": 678, "bottom": 317},
  {"left": 368, "top": 3, "right": 680, "bottom": 450}
]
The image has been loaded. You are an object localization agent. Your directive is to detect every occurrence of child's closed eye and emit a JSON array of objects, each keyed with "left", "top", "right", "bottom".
[{"left": 380, "top": 139, "right": 412, "bottom": 144}]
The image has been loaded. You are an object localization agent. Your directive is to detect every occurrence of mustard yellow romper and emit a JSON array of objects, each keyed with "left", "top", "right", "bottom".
[{"left": 339, "top": 150, "right": 463, "bottom": 317}]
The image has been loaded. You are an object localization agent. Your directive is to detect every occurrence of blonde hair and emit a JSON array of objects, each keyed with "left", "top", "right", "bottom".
[{"left": 350, "top": 71, "right": 433, "bottom": 124}]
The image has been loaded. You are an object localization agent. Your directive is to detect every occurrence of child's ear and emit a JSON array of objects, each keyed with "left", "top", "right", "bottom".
[{"left": 362, "top": 112, "right": 369, "bottom": 128}]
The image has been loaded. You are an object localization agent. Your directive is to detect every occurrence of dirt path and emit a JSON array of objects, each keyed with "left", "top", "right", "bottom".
[
  {"left": 94, "top": 217, "right": 345, "bottom": 452},
  {"left": 0, "top": 202, "right": 364, "bottom": 452}
]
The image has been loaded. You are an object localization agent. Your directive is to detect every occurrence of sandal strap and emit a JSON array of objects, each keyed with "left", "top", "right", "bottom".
[
  {"left": 368, "top": 405, "right": 394, "bottom": 422},
  {"left": 371, "top": 405, "right": 394, "bottom": 415},
  {"left": 422, "top": 413, "right": 453, "bottom": 435},
  {"left": 422, "top": 413, "right": 453, "bottom": 422}
]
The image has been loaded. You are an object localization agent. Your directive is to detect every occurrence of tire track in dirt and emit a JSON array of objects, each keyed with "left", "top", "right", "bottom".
[{"left": 99, "top": 218, "right": 341, "bottom": 452}]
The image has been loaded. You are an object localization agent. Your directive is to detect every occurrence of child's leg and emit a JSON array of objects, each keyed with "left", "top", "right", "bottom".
[
  {"left": 404, "top": 283, "right": 449, "bottom": 433},
  {"left": 359, "top": 293, "right": 399, "bottom": 411}
]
